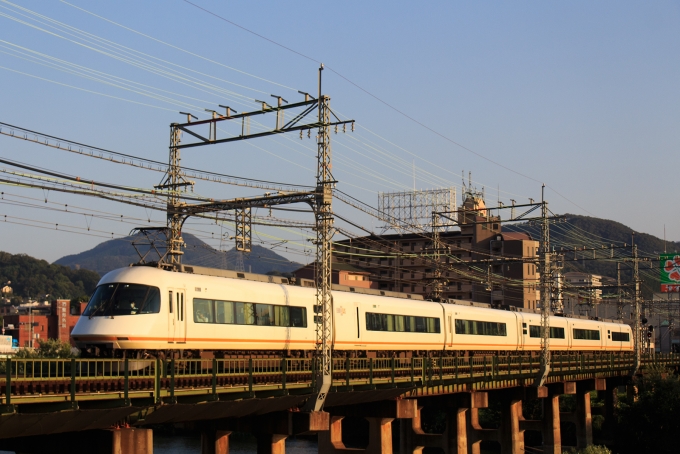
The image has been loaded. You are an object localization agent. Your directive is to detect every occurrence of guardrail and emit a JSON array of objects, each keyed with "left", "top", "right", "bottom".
[{"left": 0, "top": 353, "right": 677, "bottom": 412}]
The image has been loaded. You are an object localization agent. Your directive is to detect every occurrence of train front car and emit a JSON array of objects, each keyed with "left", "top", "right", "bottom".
[{"left": 71, "top": 267, "right": 170, "bottom": 358}]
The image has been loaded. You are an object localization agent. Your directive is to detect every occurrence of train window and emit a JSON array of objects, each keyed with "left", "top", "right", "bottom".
[
  {"left": 83, "top": 284, "right": 162, "bottom": 317},
  {"left": 191, "top": 298, "right": 307, "bottom": 328},
  {"left": 255, "top": 304, "right": 274, "bottom": 326},
  {"left": 289, "top": 307, "right": 307, "bottom": 327},
  {"left": 193, "top": 299, "right": 215, "bottom": 323},
  {"left": 235, "top": 303, "right": 255, "bottom": 325},
  {"left": 394, "top": 315, "right": 406, "bottom": 332},
  {"left": 215, "top": 301, "right": 235, "bottom": 324},
  {"left": 455, "top": 319, "right": 507, "bottom": 336},
  {"left": 365, "top": 312, "right": 440, "bottom": 333},
  {"left": 612, "top": 332, "right": 630, "bottom": 342},
  {"left": 550, "top": 327, "right": 565, "bottom": 338},
  {"left": 529, "top": 326, "right": 565, "bottom": 339},
  {"left": 573, "top": 328, "right": 600, "bottom": 340}
]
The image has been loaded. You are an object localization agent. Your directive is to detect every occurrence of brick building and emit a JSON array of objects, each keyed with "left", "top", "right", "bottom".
[
  {"left": 1, "top": 300, "right": 87, "bottom": 348},
  {"left": 294, "top": 262, "right": 377, "bottom": 289},
  {"left": 333, "top": 193, "right": 540, "bottom": 309}
]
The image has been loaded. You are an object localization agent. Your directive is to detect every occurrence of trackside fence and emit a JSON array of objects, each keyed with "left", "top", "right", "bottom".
[{"left": 0, "top": 353, "right": 678, "bottom": 410}]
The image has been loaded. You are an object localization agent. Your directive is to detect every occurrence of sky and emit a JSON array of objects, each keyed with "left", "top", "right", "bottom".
[{"left": 0, "top": 0, "right": 678, "bottom": 265}]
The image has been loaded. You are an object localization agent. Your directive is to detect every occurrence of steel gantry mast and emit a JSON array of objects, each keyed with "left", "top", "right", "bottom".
[
  {"left": 307, "top": 64, "right": 335, "bottom": 411},
  {"left": 534, "top": 184, "right": 551, "bottom": 387},
  {"left": 429, "top": 211, "right": 445, "bottom": 301},
  {"left": 156, "top": 122, "right": 195, "bottom": 269},
  {"left": 429, "top": 188, "right": 557, "bottom": 387},
  {"left": 632, "top": 234, "right": 641, "bottom": 375},
  {"left": 141, "top": 65, "right": 352, "bottom": 411}
]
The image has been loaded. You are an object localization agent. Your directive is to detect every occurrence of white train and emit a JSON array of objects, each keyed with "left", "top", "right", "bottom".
[{"left": 71, "top": 265, "right": 634, "bottom": 359}]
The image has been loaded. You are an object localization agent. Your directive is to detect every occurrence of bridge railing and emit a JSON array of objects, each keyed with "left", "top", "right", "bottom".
[
  {"left": 1, "top": 358, "right": 157, "bottom": 381},
  {"left": 1, "top": 353, "right": 678, "bottom": 407}
]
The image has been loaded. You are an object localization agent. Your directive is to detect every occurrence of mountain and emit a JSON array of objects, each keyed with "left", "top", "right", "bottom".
[
  {"left": 54, "top": 233, "right": 302, "bottom": 277},
  {"left": 0, "top": 251, "right": 100, "bottom": 301},
  {"left": 506, "top": 214, "right": 680, "bottom": 297}
]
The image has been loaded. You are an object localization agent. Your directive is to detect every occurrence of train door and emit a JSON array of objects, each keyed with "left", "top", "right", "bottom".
[
  {"left": 447, "top": 314, "right": 453, "bottom": 348},
  {"left": 168, "top": 288, "right": 186, "bottom": 344},
  {"left": 567, "top": 320, "right": 573, "bottom": 350},
  {"left": 354, "top": 302, "right": 361, "bottom": 342}
]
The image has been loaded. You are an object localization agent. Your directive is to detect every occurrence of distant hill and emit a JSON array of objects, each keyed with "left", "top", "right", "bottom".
[
  {"left": 54, "top": 233, "right": 302, "bottom": 277},
  {"left": 0, "top": 251, "right": 100, "bottom": 301},
  {"left": 506, "top": 214, "right": 680, "bottom": 296}
]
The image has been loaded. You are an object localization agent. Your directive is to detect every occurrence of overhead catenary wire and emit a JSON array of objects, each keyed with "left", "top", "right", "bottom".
[
  {"left": 0, "top": 1, "right": 277, "bottom": 100},
  {"left": 0, "top": 2, "right": 664, "bottom": 298},
  {"left": 179, "top": 0, "right": 598, "bottom": 217}
]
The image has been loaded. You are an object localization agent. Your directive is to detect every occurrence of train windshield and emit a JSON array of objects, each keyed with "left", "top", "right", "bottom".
[{"left": 83, "top": 283, "right": 161, "bottom": 317}]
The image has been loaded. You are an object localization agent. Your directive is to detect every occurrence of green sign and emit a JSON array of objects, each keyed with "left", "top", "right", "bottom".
[{"left": 661, "top": 254, "right": 680, "bottom": 292}]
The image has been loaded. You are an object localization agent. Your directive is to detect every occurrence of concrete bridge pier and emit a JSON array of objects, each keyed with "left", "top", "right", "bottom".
[
  {"left": 255, "top": 433, "right": 288, "bottom": 454},
  {"left": 200, "top": 411, "right": 328, "bottom": 454},
  {"left": 560, "top": 378, "right": 605, "bottom": 449},
  {"left": 200, "top": 430, "right": 231, "bottom": 454},
  {"left": 398, "top": 391, "right": 491, "bottom": 454},
  {"left": 515, "top": 382, "right": 576, "bottom": 454},
  {"left": 597, "top": 378, "right": 621, "bottom": 441},
  {"left": 319, "top": 415, "right": 394, "bottom": 454},
  {"left": 319, "top": 399, "right": 417, "bottom": 454},
  {"left": 539, "top": 383, "right": 571, "bottom": 454},
  {"left": 497, "top": 389, "right": 525, "bottom": 454}
]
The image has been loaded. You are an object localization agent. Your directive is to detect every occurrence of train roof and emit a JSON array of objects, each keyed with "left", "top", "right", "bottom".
[{"left": 102, "top": 264, "right": 626, "bottom": 325}]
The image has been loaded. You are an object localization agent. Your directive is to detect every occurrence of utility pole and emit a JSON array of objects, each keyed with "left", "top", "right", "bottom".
[
  {"left": 307, "top": 64, "right": 335, "bottom": 412},
  {"left": 534, "top": 184, "right": 551, "bottom": 387},
  {"left": 156, "top": 118, "right": 195, "bottom": 270},
  {"left": 551, "top": 256, "right": 564, "bottom": 315},
  {"left": 617, "top": 262, "right": 621, "bottom": 317},
  {"left": 632, "top": 234, "right": 641, "bottom": 375},
  {"left": 430, "top": 211, "right": 444, "bottom": 301},
  {"left": 167, "top": 126, "right": 184, "bottom": 269}
]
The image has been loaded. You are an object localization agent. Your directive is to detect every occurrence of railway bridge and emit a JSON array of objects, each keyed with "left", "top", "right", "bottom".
[{"left": 0, "top": 353, "right": 677, "bottom": 454}]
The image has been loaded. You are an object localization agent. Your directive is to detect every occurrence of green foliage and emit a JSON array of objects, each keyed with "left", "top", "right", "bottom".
[
  {"left": 566, "top": 446, "right": 612, "bottom": 454},
  {"left": 13, "top": 338, "right": 77, "bottom": 358},
  {"left": 0, "top": 251, "right": 100, "bottom": 300},
  {"left": 615, "top": 374, "right": 680, "bottom": 454}
]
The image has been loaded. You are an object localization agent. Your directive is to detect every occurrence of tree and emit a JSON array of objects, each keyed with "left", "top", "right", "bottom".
[
  {"left": 0, "top": 251, "right": 99, "bottom": 301},
  {"left": 14, "top": 338, "right": 77, "bottom": 358},
  {"left": 615, "top": 372, "right": 680, "bottom": 454}
]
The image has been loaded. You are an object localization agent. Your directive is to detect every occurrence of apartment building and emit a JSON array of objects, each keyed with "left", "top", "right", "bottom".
[{"left": 334, "top": 193, "right": 540, "bottom": 309}]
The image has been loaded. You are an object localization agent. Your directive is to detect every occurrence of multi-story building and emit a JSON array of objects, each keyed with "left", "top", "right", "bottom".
[
  {"left": 1, "top": 299, "right": 87, "bottom": 348},
  {"left": 294, "top": 262, "right": 377, "bottom": 290},
  {"left": 334, "top": 192, "right": 540, "bottom": 309},
  {"left": 563, "top": 272, "right": 604, "bottom": 316}
]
